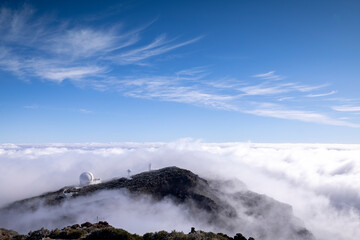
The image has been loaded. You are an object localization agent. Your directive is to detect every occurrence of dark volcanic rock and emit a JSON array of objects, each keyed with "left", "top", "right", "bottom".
[
  {"left": 4, "top": 167, "right": 234, "bottom": 217},
  {"left": 0, "top": 222, "right": 257, "bottom": 240},
  {"left": 0, "top": 228, "right": 20, "bottom": 240},
  {"left": 27, "top": 228, "right": 50, "bottom": 240}
]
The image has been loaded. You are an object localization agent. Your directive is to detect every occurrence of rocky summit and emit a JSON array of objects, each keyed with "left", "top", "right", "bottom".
[{"left": 0, "top": 167, "right": 315, "bottom": 240}]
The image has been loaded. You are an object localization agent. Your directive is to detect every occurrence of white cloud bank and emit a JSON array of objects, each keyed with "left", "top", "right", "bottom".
[{"left": 1, "top": 141, "right": 360, "bottom": 239}]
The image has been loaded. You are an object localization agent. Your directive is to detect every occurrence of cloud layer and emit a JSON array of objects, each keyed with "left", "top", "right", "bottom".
[{"left": 1, "top": 141, "right": 360, "bottom": 240}]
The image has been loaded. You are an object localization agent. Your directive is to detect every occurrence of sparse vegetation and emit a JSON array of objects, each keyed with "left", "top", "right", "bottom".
[{"left": 0, "top": 222, "right": 255, "bottom": 240}]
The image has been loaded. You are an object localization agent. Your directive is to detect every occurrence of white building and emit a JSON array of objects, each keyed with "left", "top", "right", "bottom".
[{"left": 79, "top": 171, "right": 101, "bottom": 186}]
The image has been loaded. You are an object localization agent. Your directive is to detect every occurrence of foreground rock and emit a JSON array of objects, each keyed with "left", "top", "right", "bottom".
[
  {"left": 0, "top": 167, "right": 315, "bottom": 240},
  {"left": 0, "top": 221, "right": 256, "bottom": 240}
]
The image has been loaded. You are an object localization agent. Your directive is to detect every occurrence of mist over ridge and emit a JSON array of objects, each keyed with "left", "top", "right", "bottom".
[{"left": 1, "top": 140, "right": 360, "bottom": 240}]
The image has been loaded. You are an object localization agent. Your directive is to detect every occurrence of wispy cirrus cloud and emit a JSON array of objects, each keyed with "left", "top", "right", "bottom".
[
  {"left": 72, "top": 67, "right": 358, "bottom": 128},
  {"left": 0, "top": 5, "right": 47, "bottom": 45},
  {"left": 278, "top": 97, "right": 294, "bottom": 101},
  {"left": 246, "top": 104, "right": 360, "bottom": 128},
  {"left": 0, "top": 5, "right": 201, "bottom": 82},
  {"left": 239, "top": 83, "right": 292, "bottom": 95},
  {"left": 306, "top": 91, "right": 337, "bottom": 98},
  {"left": 35, "top": 66, "right": 107, "bottom": 83},
  {"left": 294, "top": 84, "right": 329, "bottom": 92},
  {"left": 46, "top": 28, "right": 139, "bottom": 58},
  {"left": 78, "top": 109, "right": 93, "bottom": 114},
  {"left": 1, "top": 5, "right": 358, "bottom": 129},
  {"left": 106, "top": 35, "right": 203, "bottom": 65},
  {"left": 100, "top": 73, "right": 240, "bottom": 111},
  {"left": 175, "top": 67, "right": 209, "bottom": 77},
  {"left": 332, "top": 105, "right": 360, "bottom": 112},
  {"left": 238, "top": 82, "right": 327, "bottom": 96},
  {"left": 252, "top": 71, "right": 285, "bottom": 80}
]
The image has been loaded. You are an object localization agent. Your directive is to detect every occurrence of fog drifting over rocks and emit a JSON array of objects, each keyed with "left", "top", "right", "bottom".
[{"left": 1, "top": 140, "right": 360, "bottom": 240}]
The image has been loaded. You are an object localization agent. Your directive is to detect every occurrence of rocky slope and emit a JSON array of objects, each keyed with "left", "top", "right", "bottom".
[
  {"left": 0, "top": 167, "right": 315, "bottom": 240},
  {"left": 0, "top": 221, "right": 256, "bottom": 240}
]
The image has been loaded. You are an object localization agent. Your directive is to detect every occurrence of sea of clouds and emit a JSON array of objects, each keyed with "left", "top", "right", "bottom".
[{"left": 1, "top": 140, "right": 360, "bottom": 240}]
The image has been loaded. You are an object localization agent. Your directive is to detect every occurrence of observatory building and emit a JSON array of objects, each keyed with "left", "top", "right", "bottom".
[{"left": 79, "top": 171, "right": 101, "bottom": 186}]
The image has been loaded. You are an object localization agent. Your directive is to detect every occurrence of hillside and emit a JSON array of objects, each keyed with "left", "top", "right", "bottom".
[{"left": 0, "top": 167, "right": 315, "bottom": 240}]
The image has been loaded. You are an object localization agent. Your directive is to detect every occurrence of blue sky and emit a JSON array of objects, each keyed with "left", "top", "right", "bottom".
[{"left": 1, "top": 0, "right": 360, "bottom": 143}]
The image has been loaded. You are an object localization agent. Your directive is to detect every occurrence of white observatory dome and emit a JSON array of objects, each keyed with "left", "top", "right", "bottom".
[{"left": 79, "top": 171, "right": 94, "bottom": 186}]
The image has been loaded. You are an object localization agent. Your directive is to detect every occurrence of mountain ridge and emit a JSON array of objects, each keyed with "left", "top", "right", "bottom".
[{"left": 0, "top": 166, "right": 315, "bottom": 240}]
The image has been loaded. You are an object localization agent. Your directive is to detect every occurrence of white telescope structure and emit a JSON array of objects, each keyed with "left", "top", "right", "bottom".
[{"left": 79, "top": 171, "right": 101, "bottom": 186}]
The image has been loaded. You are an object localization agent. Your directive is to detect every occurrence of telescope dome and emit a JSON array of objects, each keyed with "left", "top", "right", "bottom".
[{"left": 79, "top": 171, "right": 94, "bottom": 186}]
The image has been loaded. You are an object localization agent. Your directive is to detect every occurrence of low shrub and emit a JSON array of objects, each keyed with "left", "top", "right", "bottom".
[{"left": 85, "top": 228, "right": 134, "bottom": 240}]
